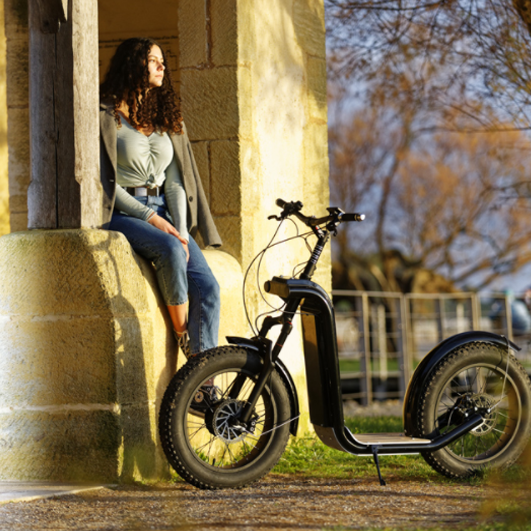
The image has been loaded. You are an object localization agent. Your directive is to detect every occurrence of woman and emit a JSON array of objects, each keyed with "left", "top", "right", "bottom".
[{"left": 99, "top": 37, "right": 221, "bottom": 358}]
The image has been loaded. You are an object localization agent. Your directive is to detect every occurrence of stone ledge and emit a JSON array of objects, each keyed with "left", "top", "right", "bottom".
[{"left": 0, "top": 229, "right": 246, "bottom": 481}]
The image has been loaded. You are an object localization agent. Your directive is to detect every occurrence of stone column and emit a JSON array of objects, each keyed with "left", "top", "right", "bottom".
[
  {"left": 179, "top": 0, "right": 329, "bottom": 276},
  {"left": 3, "top": 0, "right": 29, "bottom": 232},
  {"left": 0, "top": 0, "right": 9, "bottom": 235},
  {"left": 27, "top": 0, "right": 101, "bottom": 229},
  {"left": 0, "top": 229, "right": 245, "bottom": 481},
  {"left": 178, "top": 0, "right": 331, "bottom": 432}
]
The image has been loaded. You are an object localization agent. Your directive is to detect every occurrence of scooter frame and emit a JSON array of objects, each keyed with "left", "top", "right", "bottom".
[{"left": 225, "top": 200, "right": 521, "bottom": 484}]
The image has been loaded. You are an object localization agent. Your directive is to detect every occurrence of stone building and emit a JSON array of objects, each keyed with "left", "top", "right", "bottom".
[{"left": 0, "top": 0, "right": 330, "bottom": 481}]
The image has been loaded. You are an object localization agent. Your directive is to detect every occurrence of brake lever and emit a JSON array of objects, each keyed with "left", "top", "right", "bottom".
[{"left": 268, "top": 208, "right": 293, "bottom": 221}]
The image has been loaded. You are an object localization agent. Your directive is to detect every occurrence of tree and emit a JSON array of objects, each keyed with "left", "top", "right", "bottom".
[
  {"left": 326, "top": 0, "right": 531, "bottom": 131},
  {"left": 330, "top": 100, "right": 531, "bottom": 292},
  {"left": 326, "top": 0, "right": 531, "bottom": 292}
]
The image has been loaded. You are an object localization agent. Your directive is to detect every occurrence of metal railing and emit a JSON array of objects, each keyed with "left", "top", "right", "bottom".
[{"left": 333, "top": 290, "right": 531, "bottom": 404}]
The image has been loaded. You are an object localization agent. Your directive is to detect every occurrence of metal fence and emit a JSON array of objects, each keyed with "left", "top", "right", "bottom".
[{"left": 333, "top": 290, "right": 531, "bottom": 404}]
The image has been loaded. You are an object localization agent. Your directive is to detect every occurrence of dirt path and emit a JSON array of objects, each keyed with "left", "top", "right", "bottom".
[{"left": 0, "top": 475, "right": 498, "bottom": 530}]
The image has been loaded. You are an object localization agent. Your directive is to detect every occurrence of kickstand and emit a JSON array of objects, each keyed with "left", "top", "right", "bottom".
[{"left": 371, "top": 446, "right": 386, "bottom": 486}]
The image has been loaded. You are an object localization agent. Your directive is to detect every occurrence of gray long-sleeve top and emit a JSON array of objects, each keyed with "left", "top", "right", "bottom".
[
  {"left": 100, "top": 102, "right": 222, "bottom": 248},
  {"left": 114, "top": 118, "right": 189, "bottom": 241}
]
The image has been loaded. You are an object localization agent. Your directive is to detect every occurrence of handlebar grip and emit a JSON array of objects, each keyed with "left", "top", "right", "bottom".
[
  {"left": 342, "top": 213, "right": 365, "bottom": 222},
  {"left": 276, "top": 198, "right": 287, "bottom": 208}
]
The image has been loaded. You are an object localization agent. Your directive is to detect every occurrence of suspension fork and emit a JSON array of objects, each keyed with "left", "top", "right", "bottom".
[{"left": 238, "top": 298, "right": 300, "bottom": 425}]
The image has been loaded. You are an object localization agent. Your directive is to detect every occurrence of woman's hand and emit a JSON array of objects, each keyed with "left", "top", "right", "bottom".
[{"left": 148, "top": 214, "right": 190, "bottom": 262}]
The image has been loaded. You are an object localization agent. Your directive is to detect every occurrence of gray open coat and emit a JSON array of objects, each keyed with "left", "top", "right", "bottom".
[{"left": 99, "top": 102, "right": 222, "bottom": 248}]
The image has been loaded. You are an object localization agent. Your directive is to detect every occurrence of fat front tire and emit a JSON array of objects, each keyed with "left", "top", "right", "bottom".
[
  {"left": 158, "top": 346, "right": 291, "bottom": 489},
  {"left": 416, "top": 342, "right": 531, "bottom": 478}
]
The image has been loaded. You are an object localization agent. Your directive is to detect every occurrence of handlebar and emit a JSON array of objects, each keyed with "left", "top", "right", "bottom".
[
  {"left": 274, "top": 198, "right": 365, "bottom": 228},
  {"left": 342, "top": 213, "right": 365, "bottom": 222}
]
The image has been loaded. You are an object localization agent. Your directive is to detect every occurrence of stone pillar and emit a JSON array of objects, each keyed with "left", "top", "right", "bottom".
[
  {"left": 179, "top": 0, "right": 331, "bottom": 431},
  {"left": 27, "top": 0, "right": 101, "bottom": 229},
  {"left": 3, "top": 0, "right": 29, "bottom": 232},
  {"left": 0, "top": 0, "right": 9, "bottom": 235}
]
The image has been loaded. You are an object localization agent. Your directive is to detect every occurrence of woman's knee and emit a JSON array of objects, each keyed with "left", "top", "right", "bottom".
[
  {"left": 158, "top": 238, "right": 187, "bottom": 270},
  {"left": 189, "top": 271, "right": 220, "bottom": 307},
  {"left": 207, "top": 275, "right": 220, "bottom": 303}
]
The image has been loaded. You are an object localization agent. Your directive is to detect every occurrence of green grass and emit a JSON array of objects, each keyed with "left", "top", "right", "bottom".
[
  {"left": 338, "top": 359, "right": 401, "bottom": 373},
  {"left": 273, "top": 416, "right": 531, "bottom": 484}
]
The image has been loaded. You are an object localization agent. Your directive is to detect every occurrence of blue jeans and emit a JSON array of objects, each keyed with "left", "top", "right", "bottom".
[{"left": 109, "top": 194, "right": 220, "bottom": 354}]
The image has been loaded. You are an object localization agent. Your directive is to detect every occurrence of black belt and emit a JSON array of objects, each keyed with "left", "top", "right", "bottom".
[{"left": 126, "top": 187, "right": 161, "bottom": 197}]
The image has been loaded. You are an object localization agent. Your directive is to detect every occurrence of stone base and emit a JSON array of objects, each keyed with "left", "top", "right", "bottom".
[{"left": 0, "top": 229, "right": 246, "bottom": 481}]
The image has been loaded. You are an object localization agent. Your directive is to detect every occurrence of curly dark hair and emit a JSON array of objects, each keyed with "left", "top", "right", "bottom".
[{"left": 100, "top": 37, "right": 183, "bottom": 135}]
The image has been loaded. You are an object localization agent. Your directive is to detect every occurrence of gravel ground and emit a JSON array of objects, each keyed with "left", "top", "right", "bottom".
[
  {"left": 0, "top": 403, "right": 517, "bottom": 530},
  {"left": 0, "top": 476, "right": 503, "bottom": 531}
]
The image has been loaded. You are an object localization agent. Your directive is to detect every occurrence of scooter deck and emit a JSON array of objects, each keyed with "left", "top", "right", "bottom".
[{"left": 351, "top": 432, "right": 431, "bottom": 445}]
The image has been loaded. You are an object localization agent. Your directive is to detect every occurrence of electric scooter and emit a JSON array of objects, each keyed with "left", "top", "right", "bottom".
[{"left": 159, "top": 199, "right": 531, "bottom": 489}]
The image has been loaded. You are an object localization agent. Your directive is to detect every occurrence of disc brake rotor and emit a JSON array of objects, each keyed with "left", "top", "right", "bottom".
[
  {"left": 469, "top": 393, "right": 498, "bottom": 437},
  {"left": 212, "top": 399, "right": 247, "bottom": 443}
]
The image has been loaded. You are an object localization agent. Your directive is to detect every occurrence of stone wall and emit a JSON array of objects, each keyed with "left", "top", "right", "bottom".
[
  {"left": 177, "top": 1, "right": 331, "bottom": 428},
  {"left": 178, "top": 0, "right": 330, "bottom": 272}
]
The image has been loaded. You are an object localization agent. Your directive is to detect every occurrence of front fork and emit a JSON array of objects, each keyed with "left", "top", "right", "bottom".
[{"left": 237, "top": 298, "right": 299, "bottom": 425}]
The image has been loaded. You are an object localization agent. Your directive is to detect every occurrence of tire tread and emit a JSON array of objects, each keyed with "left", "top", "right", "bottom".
[{"left": 158, "top": 346, "right": 290, "bottom": 489}]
